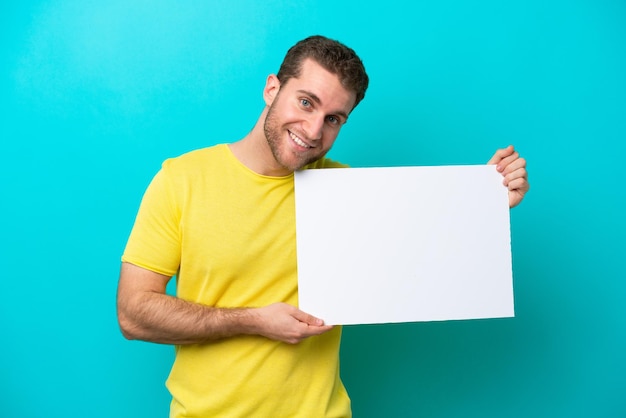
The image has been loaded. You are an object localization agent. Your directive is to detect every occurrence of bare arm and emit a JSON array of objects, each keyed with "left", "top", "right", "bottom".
[{"left": 116, "top": 262, "right": 333, "bottom": 345}]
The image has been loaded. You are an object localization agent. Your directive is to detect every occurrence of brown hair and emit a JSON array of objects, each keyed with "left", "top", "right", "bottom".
[{"left": 276, "top": 35, "right": 369, "bottom": 110}]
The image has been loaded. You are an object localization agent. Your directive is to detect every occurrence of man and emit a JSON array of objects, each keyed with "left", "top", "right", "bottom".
[{"left": 117, "top": 35, "right": 529, "bottom": 417}]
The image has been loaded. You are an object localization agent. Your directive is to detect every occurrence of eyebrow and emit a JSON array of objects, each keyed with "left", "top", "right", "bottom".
[{"left": 296, "top": 89, "right": 350, "bottom": 122}]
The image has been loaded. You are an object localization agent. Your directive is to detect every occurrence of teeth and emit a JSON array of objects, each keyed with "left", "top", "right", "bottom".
[{"left": 290, "top": 132, "right": 310, "bottom": 148}]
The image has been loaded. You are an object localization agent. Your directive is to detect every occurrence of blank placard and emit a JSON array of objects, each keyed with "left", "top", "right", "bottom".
[{"left": 294, "top": 165, "right": 513, "bottom": 325}]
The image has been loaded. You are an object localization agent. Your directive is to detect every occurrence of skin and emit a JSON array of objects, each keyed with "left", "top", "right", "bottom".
[
  {"left": 230, "top": 59, "right": 355, "bottom": 177},
  {"left": 488, "top": 145, "right": 529, "bottom": 208},
  {"left": 117, "top": 58, "right": 530, "bottom": 346}
]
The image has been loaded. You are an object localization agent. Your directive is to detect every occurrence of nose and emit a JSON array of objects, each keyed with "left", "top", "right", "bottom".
[{"left": 304, "top": 114, "right": 325, "bottom": 141}]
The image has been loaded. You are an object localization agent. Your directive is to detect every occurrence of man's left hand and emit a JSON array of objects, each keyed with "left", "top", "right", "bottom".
[{"left": 487, "top": 145, "right": 529, "bottom": 208}]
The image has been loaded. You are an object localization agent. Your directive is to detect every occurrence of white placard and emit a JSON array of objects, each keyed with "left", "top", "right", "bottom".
[{"left": 294, "top": 165, "right": 513, "bottom": 325}]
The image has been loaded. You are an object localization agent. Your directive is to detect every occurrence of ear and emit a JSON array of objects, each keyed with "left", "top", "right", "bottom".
[{"left": 263, "top": 74, "right": 281, "bottom": 106}]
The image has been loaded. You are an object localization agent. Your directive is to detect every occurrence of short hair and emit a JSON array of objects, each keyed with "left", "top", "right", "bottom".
[{"left": 276, "top": 35, "right": 369, "bottom": 110}]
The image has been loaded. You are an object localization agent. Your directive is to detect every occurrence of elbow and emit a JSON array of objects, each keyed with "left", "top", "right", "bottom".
[
  {"left": 117, "top": 262, "right": 170, "bottom": 342},
  {"left": 117, "top": 305, "right": 143, "bottom": 341},
  {"left": 116, "top": 284, "right": 153, "bottom": 341},
  {"left": 118, "top": 321, "right": 136, "bottom": 341}
]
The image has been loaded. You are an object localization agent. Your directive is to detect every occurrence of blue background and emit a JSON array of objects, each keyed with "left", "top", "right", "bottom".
[{"left": 2, "top": 1, "right": 625, "bottom": 417}]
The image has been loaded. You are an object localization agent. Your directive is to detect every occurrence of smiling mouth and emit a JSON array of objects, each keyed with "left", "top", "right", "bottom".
[{"left": 289, "top": 131, "right": 313, "bottom": 149}]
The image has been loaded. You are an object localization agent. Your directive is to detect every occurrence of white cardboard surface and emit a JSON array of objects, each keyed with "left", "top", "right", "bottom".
[{"left": 294, "top": 165, "right": 513, "bottom": 325}]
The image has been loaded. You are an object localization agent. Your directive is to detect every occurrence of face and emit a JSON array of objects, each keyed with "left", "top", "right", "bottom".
[{"left": 263, "top": 59, "right": 356, "bottom": 174}]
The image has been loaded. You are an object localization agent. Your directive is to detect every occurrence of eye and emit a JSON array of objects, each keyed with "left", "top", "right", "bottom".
[
  {"left": 300, "top": 98, "right": 311, "bottom": 108},
  {"left": 326, "top": 115, "right": 340, "bottom": 125}
]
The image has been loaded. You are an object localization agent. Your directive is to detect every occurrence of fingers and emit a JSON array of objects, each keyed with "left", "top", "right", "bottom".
[
  {"left": 488, "top": 145, "right": 524, "bottom": 176},
  {"left": 290, "top": 307, "right": 325, "bottom": 326},
  {"left": 279, "top": 323, "right": 333, "bottom": 345},
  {"left": 288, "top": 307, "right": 334, "bottom": 342},
  {"left": 508, "top": 190, "right": 525, "bottom": 209},
  {"left": 501, "top": 159, "right": 527, "bottom": 186},
  {"left": 295, "top": 322, "right": 335, "bottom": 341},
  {"left": 497, "top": 152, "right": 521, "bottom": 173},
  {"left": 486, "top": 145, "right": 515, "bottom": 165},
  {"left": 503, "top": 161, "right": 529, "bottom": 208},
  {"left": 487, "top": 145, "right": 530, "bottom": 208},
  {"left": 506, "top": 176, "right": 529, "bottom": 192}
]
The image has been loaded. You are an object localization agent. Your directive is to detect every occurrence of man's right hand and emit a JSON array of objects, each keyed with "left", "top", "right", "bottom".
[{"left": 252, "top": 303, "right": 334, "bottom": 344}]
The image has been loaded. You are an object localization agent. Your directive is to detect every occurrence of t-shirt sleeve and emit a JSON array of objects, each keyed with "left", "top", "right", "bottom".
[{"left": 121, "top": 162, "right": 182, "bottom": 277}]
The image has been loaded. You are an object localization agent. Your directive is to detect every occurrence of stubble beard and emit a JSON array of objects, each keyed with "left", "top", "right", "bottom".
[{"left": 263, "top": 102, "right": 324, "bottom": 173}]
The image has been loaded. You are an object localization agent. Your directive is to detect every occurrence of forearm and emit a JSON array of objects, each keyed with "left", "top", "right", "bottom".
[
  {"left": 116, "top": 262, "right": 333, "bottom": 345},
  {"left": 118, "top": 290, "right": 259, "bottom": 344}
]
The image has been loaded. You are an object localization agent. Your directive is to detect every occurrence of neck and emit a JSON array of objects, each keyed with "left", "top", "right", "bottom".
[{"left": 229, "top": 107, "right": 292, "bottom": 177}]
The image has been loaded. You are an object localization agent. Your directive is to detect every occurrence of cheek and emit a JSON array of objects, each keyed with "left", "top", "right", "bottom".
[
  {"left": 322, "top": 126, "right": 341, "bottom": 145},
  {"left": 277, "top": 98, "right": 299, "bottom": 117}
]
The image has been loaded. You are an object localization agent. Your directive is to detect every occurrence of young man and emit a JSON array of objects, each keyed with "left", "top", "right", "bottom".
[{"left": 117, "top": 35, "right": 529, "bottom": 417}]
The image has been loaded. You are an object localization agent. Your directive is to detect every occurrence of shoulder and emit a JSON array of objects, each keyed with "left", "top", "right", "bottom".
[
  {"left": 163, "top": 144, "right": 225, "bottom": 171},
  {"left": 158, "top": 144, "right": 232, "bottom": 181},
  {"left": 150, "top": 144, "right": 229, "bottom": 191}
]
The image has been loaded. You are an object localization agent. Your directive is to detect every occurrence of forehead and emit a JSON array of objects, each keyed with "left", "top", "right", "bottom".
[{"left": 286, "top": 59, "right": 356, "bottom": 114}]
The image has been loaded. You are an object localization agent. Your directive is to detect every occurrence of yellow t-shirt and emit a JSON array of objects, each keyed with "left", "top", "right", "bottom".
[{"left": 122, "top": 144, "right": 351, "bottom": 417}]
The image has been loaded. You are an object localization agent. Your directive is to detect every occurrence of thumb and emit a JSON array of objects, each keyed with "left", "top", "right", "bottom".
[{"left": 291, "top": 309, "right": 325, "bottom": 326}]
